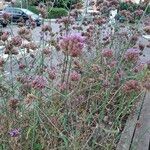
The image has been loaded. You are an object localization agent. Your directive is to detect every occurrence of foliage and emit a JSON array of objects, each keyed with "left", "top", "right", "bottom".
[
  {"left": 119, "top": 1, "right": 150, "bottom": 14},
  {"left": 27, "top": 0, "right": 81, "bottom": 9},
  {"left": 119, "top": 2, "right": 139, "bottom": 12},
  {"left": 28, "top": 6, "right": 40, "bottom": 15},
  {"left": 47, "top": 7, "right": 68, "bottom": 19},
  {"left": 0, "top": 1, "right": 149, "bottom": 150},
  {"left": 54, "top": 0, "right": 81, "bottom": 9},
  {"left": 116, "top": 1, "right": 150, "bottom": 23},
  {"left": 28, "top": 6, "right": 68, "bottom": 18}
]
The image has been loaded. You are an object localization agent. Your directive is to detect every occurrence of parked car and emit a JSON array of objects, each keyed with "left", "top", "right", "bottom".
[
  {"left": 0, "top": 11, "right": 8, "bottom": 27},
  {"left": 3, "top": 7, "right": 42, "bottom": 26}
]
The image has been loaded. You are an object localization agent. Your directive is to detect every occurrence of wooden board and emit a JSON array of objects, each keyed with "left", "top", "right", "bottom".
[
  {"left": 116, "top": 93, "right": 145, "bottom": 150},
  {"left": 130, "top": 92, "right": 150, "bottom": 150}
]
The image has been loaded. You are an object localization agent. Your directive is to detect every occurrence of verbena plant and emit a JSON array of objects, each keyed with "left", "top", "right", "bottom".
[{"left": 0, "top": 0, "right": 149, "bottom": 149}]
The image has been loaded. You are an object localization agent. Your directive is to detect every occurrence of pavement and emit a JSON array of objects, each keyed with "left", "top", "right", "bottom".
[
  {"left": 139, "top": 36, "right": 150, "bottom": 63},
  {"left": 0, "top": 22, "right": 150, "bottom": 80},
  {"left": 1, "top": 21, "right": 59, "bottom": 42}
]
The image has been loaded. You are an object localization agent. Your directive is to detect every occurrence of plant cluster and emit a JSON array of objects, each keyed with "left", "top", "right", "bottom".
[
  {"left": 27, "top": 0, "right": 81, "bottom": 9},
  {"left": 0, "top": 0, "right": 150, "bottom": 150},
  {"left": 116, "top": 0, "right": 150, "bottom": 23}
]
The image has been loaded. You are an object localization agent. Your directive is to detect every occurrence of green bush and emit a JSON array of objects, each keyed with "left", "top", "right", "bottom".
[
  {"left": 29, "top": 0, "right": 81, "bottom": 9},
  {"left": 28, "top": 6, "right": 39, "bottom": 15},
  {"left": 119, "top": 2, "right": 138, "bottom": 12},
  {"left": 119, "top": 2, "right": 150, "bottom": 14},
  {"left": 54, "top": 0, "right": 81, "bottom": 9},
  {"left": 146, "top": 6, "right": 150, "bottom": 14},
  {"left": 47, "top": 8, "right": 68, "bottom": 19},
  {"left": 28, "top": 6, "right": 68, "bottom": 19},
  {"left": 117, "top": 2, "right": 150, "bottom": 23}
]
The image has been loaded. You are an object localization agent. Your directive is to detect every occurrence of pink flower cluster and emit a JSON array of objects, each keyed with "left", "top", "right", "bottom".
[
  {"left": 59, "top": 34, "right": 84, "bottom": 57},
  {"left": 19, "top": 63, "right": 26, "bottom": 70},
  {"left": 16, "top": 75, "right": 32, "bottom": 87},
  {"left": 134, "top": 10, "right": 144, "bottom": 16},
  {"left": 102, "top": 48, "right": 113, "bottom": 58},
  {"left": 41, "top": 25, "right": 52, "bottom": 32},
  {"left": 2, "top": 12, "right": 11, "bottom": 21},
  {"left": 48, "top": 69, "right": 56, "bottom": 80},
  {"left": 11, "top": 36, "right": 22, "bottom": 47},
  {"left": 1, "top": 32, "right": 9, "bottom": 41},
  {"left": 123, "top": 80, "right": 140, "bottom": 93},
  {"left": 58, "top": 82, "right": 67, "bottom": 92},
  {"left": 124, "top": 48, "right": 140, "bottom": 62},
  {"left": 107, "top": 60, "right": 117, "bottom": 68},
  {"left": 143, "top": 81, "right": 150, "bottom": 91},
  {"left": 32, "top": 76, "right": 48, "bottom": 90},
  {"left": 132, "top": 62, "right": 145, "bottom": 73},
  {"left": 0, "top": 57, "right": 4, "bottom": 68},
  {"left": 56, "top": 17, "right": 75, "bottom": 25},
  {"left": 70, "top": 71, "right": 81, "bottom": 81}
]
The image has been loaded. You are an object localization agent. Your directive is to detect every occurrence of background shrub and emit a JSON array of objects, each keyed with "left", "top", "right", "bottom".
[
  {"left": 119, "top": 2, "right": 150, "bottom": 14},
  {"left": 28, "top": 0, "right": 81, "bottom": 9},
  {"left": 28, "top": 6, "right": 68, "bottom": 18},
  {"left": 119, "top": 2, "right": 138, "bottom": 12},
  {"left": 47, "top": 7, "right": 68, "bottom": 19},
  {"left": 54, "top": 0, "right": 81, "bottom": 9},
  {"left": 28, "top": 6, "right": 39, "bottom": 15}
]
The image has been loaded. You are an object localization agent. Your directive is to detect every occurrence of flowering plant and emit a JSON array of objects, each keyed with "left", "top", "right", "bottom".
[{"left": 0, "top": 0, "right": 149, "bottom": 149}]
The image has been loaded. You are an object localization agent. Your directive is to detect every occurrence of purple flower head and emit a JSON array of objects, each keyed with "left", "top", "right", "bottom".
[
  {"left": 132, "top": 62, "right": 145, "bottom": 73},
  {"left": 123, "top": 80, "right": 140, "bottom": 93},
  {"left": 59, "top": 33, "right": 85, "bottom": 57},
  {"left": 32, "top": 75, "right": 48, "bottom": 90},
  {"left": 102, "top": 48, "right": 113, "bottom": 58},
  {"left": 2, "top": 12, "right": 11, "bottom": 21},
  {"left": 9, "top": 128, "right": 20, "bottom": 137},
  {"left": 48, "top": 68, "right": 56, "bottom": 80},
  {"left": 124, "top": 48, "right": 140, "bottom": 62},
  {"left": 58, "top": 82, "right": 67, "bottom": 92},
  {"left": 70, "top": 71, "right": 81, "bottom": 81},
  {"left": 11, "top": 36, "right": 22, "bottom": 47}
]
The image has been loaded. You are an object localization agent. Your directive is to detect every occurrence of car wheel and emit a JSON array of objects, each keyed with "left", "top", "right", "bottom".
[{"left": 2, "top": 23, "right": 7, "bottom": 28}]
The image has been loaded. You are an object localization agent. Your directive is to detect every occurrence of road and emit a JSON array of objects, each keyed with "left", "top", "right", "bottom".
[
  {"left": 1, "top": 21, "right": 60, "bottom": 42},
  {"left": 0, "top": 21, "right": 150, "bottom": 80},
  {"left": 0, "top": 21, "right": 61, "bottom": 80}
]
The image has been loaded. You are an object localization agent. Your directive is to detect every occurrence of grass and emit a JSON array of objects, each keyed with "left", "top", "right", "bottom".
[{"left": 0, "top": 1, "right": 149, "bottom": 150}]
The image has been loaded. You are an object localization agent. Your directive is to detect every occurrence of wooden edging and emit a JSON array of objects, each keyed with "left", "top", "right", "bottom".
[
  {"left": 130, "top": 92, "right": 150, "bottom": 150},
  {"left": 117, "top": 92, "right": 150, "bottom": 150}
]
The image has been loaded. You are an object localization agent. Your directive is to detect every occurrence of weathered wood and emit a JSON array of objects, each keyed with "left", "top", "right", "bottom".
[
  {"left": 116, "top": 93, "right": 146, "bottom": 150},
  {"left": 130, "top": 92, "right": 150, "bottom": 150}
]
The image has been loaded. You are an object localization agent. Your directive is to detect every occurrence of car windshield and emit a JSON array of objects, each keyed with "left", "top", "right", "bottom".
[{"left": 22, "top": 9, "right": 38, "bottom": 18}]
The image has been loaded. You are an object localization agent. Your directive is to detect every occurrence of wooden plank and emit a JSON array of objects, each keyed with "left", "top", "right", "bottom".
[
  {"left": 116, "top": 117, "right": 138, "bottom": 150},
  {"left": 130, "top": 92, "right": 150, "bottom": 150},
  {"left": 116, "top": 93, "right": 146, "bottom": 150}
]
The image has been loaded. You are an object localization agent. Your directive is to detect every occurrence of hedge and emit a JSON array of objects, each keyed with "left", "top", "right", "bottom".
[
  {"left": 28, "top": 6, "right": 68, "bottom": 19},
  {"left": 47, "top": 8, "right": 68, "bottom": 19},
  {"left": 30, "top": 0, "right": 80, "bottom": 9},
  {"left": 119, "top": 2, "right": 150, "bottom": 14},
  {"left": 53, "top": 0, "right": 80, "bottom": 9}
]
